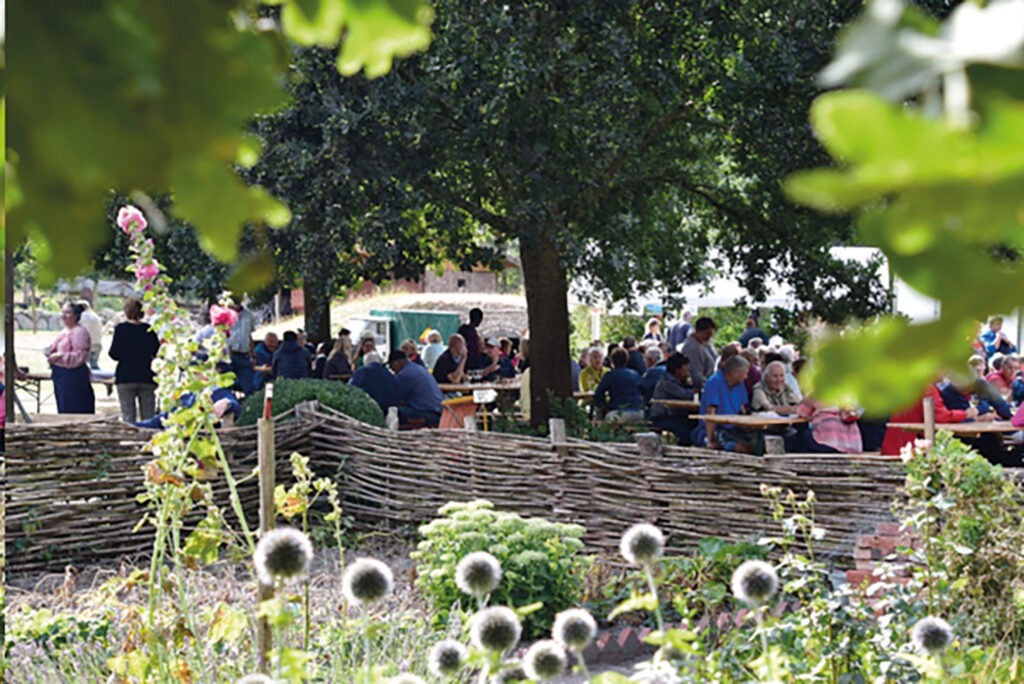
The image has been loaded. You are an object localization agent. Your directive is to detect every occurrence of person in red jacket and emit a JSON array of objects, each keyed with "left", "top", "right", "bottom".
[{"left": 881, "top": 383, "right": 978, "bottom": 456}]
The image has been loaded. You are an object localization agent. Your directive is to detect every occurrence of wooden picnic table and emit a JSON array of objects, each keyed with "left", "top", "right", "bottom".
[
  {"left": 19, "top": 371, "right": 116, "bottom": 417},
  {"left": 651, "top": 398, "right": 700, "bottom": 411},
  {"left": 887, "top": 421, "right": 1020, "bottom": 436},
  {"left": 438, "top": 382, "right": 521, "bottom": 393},
  {"left": 573, "top": 391, "right": 594, "bottom": 400},
  {"left": 695, "top": 413, "right": 809, "bottom": 455}
]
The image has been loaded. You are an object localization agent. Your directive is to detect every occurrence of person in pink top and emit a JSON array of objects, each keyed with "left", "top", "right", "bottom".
[{"left": 47, "top": 302, "right": 95, "bottom": 413}]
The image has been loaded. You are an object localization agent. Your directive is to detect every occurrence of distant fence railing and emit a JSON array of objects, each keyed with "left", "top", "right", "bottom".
[{"left": 4, "top": 402, "right": 908, "bottom": 575}]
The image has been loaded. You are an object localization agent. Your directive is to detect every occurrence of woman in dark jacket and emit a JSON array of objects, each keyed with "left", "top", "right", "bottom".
[
  {"left": 109, "top": 297, "right": 160, "bottom": 422},
  {"left": 272, "top": 331, "right": 312, "bottom": 379}
]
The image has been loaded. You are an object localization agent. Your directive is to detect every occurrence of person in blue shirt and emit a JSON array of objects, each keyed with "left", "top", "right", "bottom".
[
  {"left": 388, "top": 350, "right": 443, "bottom": 426},
  {"left": 349, "top": 351, "right": 399, "bottom": 414},
  {"left": 594, "top": 348, "right": 643, "bottom": 422},
  {"left": 622, "top": 336, "right": 647, "bottom": 375},
  {"left": 980, "top": 316, "right": 1016, "bottom": 358},
  {"left": 666, "top": 310, "right": 693, "bottom": 352},
  {"left": 693, "top": 355, "right": 754, "bottom": 452},
  {"left": 638, "top": 346, "right": 667, "bottom": 404},
  {"left": 252, "top": 332, "right": 278, "bottom": 392},
  {"left": 480, "top": 338, "right": 517, "bottom": 382},
  {"left": 135, "top": 386, "right": 241, "bottom": 430},
  {"left": 272, "top": 331, "right": 312, "bottom": 380},
  {"left": 737, "top": 319, "right": 769, "bottom": 347}
]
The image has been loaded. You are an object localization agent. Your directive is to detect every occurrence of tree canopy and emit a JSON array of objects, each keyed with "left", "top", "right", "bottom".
[{"left": 252, "top": 0, "right": 893, "bottom": 422}]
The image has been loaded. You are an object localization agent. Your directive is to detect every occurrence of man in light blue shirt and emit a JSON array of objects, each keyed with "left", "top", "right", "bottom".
[{"left": 388, "top": 350, "right": 443, "bottom": 427}]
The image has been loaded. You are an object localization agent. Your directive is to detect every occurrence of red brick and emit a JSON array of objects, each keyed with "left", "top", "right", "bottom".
[
  {"left": 734, "top": 608, "right": 750, "bottom": 626},
  {"left": 855, "top": 560, "right": 877, "bottom": 571},
  {"left": 846, "top": 569, "right": 872, "bottom": 586},
  {"left": 853, "top": 547, "right": 875, "bottom": 560},
  {"left": 876, "top": 522, "right": 901, "bottom": 535},
  {"left": 617, "top": 628, "right": 642, "bottom": 659},
  {"left": 857, "top": 535, "right": 882, "bottom": 548}
]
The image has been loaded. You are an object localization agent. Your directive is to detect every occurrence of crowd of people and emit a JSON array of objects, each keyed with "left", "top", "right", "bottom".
[{"left": 36, "top": 298, "right": 1024, "bottom": 465}]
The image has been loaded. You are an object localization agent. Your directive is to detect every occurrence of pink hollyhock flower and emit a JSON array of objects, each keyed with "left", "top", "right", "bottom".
[
  {"left": 136, "top": 264, "right": 160, "bottom": 281},
  {"left": 117, "top": 205, "right": 148, "bottom": 234},
  {"left": 210, "top": 305, "right": 238, "bottom": 328}
]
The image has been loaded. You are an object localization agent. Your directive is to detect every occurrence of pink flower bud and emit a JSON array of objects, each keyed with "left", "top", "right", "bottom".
[
  {"left": 117, "top": 205, "right": 148, "bottom": 234},
  {"left": 136, "top": 264, "right": 161, "bottom": 281}
]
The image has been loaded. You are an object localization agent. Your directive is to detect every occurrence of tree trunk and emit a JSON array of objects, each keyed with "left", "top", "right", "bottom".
[
  {"left": 6, "top": 247, "right": 15, "bottom": 423},
  {"left": 302, "top": 278, "right": 331, "bottom": 347},
  {"left": 519, "top": 228, "right": 572, "bottom": 427}
]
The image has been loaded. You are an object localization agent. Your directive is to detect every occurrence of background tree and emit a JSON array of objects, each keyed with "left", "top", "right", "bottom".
[{"left": 257, "top": 1, "right": 893, "bottom": 423}]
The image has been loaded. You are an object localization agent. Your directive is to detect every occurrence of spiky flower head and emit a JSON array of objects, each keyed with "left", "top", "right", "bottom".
[
  {"left": 455, "top": 551, "right": 502, "bottom": 598},
  {"left": 236, "top": 675, "right": 274, "bottom": 684},
  {"left": 911, "top": 616, "right": 954, "bottom": 655},
  {"left": 552, "top": 608, "right": 597, "bottom": 651},
  {"left": 253, "top": 527, "right": 313, "bottom": 585},
  {"left": 490, "top": 663, "right": 527, "bottom": 683},
  {"left": 470, "top": 606, "right": 522, "bottom": 653},
  {"left": 523, "top": 639, "right": 567, "bottom": 681},
  {"left": 428, "top": 639, "right": 468, "bottom": 677},
  {"left": 620, "top": 523, "right": 665, "bottom": 566},
  {"left": 387, "top": 675, "right": 426, "bottom": 684},
  {"left": 730, "top": 560, "right": 779, "bottom": 606},
  {"left": 342, "top": 558, "right": 394, "bottom": 606}
]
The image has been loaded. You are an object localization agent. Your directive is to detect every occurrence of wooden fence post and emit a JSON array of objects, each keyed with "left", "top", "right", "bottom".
[
  {"left": 923, "top": 396, "right": 936, "bottom": 443},
  {"left": 549, "top": 418, "right": 568, "bottom": 516},
  {"left": 256, "top": 387, "right": 276, "bottom": 673}
]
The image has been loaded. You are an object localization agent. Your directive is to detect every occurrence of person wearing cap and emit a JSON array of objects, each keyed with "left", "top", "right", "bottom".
[
  {"left": 480, "top": 337, "right": 516, "bottom": 382},
  {"left": 388, "top": 349, "right": 442, "bottom": 426},
  {"left": 349, "top": 350, "right": 398, "bottom": 413}
]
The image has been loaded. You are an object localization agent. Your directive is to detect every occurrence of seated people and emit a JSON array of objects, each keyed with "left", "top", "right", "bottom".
[
  {"left": 777, "top": 345, "right": 804, "bottom": 401},
  {"left": 985, "top": 353, "right": 1018, "bottom": 398},
  {"left": 135, "top": 385, "right": 241, "bottom": 430},
  {"left": 480, "top": 337, "right": 517, "bottom": 382},
  {"left": 650, "top": 354, "right": 696, "bottom": 445},
  {"left": 432, "top": 334, "right": 468, "bottom": 386},
  {"left": 881, "top": 382, "right": 979, "bottom": 456},
  {"left": 594, "top": 347, "right": 643, "bottom": 423},
  {"left": 579, "top": 347, "right": 608, "bottom": 392},
  {"left": 638, "top": 346, "right": 666, "bottom": 404},
  {"left": 741, "top": 349, "right": 761, "bottom": 396},
  {"left": 692, "top": 355, "right": 754, "bottom": 453},
  {"left": 940, "top": 377, "right": 1012, "bottom": 420},
  {"left": 980, "top": 316, "right": 1016, "bottom": 358},
  {"left": 272, "top": 331, "right": 312, "bottom": 379},
  {"left": 312, "top": 342, "right": 328, "bottom": 379},
  {"left": 623, "top": 336, "right": 647, "bottom": 375},
  {"left": 400, "top": 338, "right": 426, "bottom": 367},
  {"left": 349, "top": 351, "right": 398, "bottom": 414},
  {"left": 750, "top": 361, "right": 801, "bottom": 414},
  {"left": 388, "top": 350, "right": 443, "bottom": 426},
  {"left": 421, "top": 330, "right": 446, "bottom": 371},
  {"left": 792, "top": 398, "right": 863, "bottom": 453},
  {"left": 252, "top": 332, "right": 278, "bottom": 391}
]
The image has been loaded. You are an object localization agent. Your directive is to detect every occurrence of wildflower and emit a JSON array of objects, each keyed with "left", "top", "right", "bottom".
[
  {"left": 236, "top": 675, "right": 274, "bottom": 684},
  {"left": 730, "top": 560, "right": 779, "bottom": 606},
  {"left": 470, "top": 606, "right": 522, "bottom": 653},
  {"left": 911, "top": 616, "right": 954, "bottom": 655},
  {"left": 387, "top": 675, "right": 426, "bottom": 684},
  {"left": 490, "top": 663, "right": 527, "bottom": 683},
  {"left": 620, "top": 523, "right": 665, "bottom": 566},
  {"left": 523, "top": 640, "right": 566, "bottom": 681},
  {"left": 428, "top": 639, "right": 467, "bottom": 677},
  {"left": 136, "top": 264, "right": 161, "bottom": 281},
  {"left": 253, "top": 527, "right": 313, "bottom": 585},
  {"left": 117, "top": 205, "right": 147, "bottom": 233},
  {"left": 209, "top": 304, "right": 238, "bottom": 328},
  {"left": 342, "top": 558, "right": 394, "bottom": 606},
  {"left": 455, "top": 551, "right": 502, "bottom": 598},
  {"left": 552, "top": 608, "right": 597, "bottom": 651}
]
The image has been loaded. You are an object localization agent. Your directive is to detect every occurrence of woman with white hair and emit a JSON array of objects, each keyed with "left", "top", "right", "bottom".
[
  {"left": 421, "top": 330, "right": 445, "bottom": 371},
  {"left": 777, "top": 344, "right": 803, "bottom": 401}
]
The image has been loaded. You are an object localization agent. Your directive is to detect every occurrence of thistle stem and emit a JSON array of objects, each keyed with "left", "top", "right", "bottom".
[
  {"left": 754, "top": 607, "right": 778, "bottom": 683},
  {"left": 644, "top": 564, "right": 665, "bottom": 634}
]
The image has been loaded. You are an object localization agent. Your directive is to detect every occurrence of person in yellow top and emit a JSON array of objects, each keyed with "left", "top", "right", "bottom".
[{"left": 579, "top": 346, "right": 608, "bottom": 392}]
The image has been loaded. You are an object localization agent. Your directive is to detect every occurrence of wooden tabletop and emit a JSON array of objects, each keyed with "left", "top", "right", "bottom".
[
  {"left": 27, "top": 371, "right": 115, "bottom": 385},
  {"left": 695, "top": 413, "right": 808, "bottom": 428},
  {"left": 651, "top": 398, "right": 700, "bottom": 410},
  {"left": 438, "top": 382, "right": 521, "bottom": 393},
  {"left": 573, "top": 391, "right": 594, "bottom": 400},
  {"left": 887, "top": 421, "right": 1020, "bottom": 434}
]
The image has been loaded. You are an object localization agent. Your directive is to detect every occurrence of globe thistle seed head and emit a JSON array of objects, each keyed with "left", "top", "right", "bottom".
[
  {"left": 253, "top": 527, "right": 313, "bottom": 585},
  {"left": 236, "top": 675, "right": 275, "bottom": 684},
  {"left": 730, "top": 560, "right": 779, "bottom": 606},
  {"left": 470, "top": 606, "right": 522, "bottom": 653},
  {"left": 455, "top": 551, "right": 502, "bottom": 597},
  {"left": 490, "top": 663, "right": 527, "bottom": 683},
  {"left": 342, "top": 558, "right": 394, "bottom": 606},
  {"left": 620, "top": 523, "right": 665, "bottom": 566},
  {"left": 552, "top": 608, "right": 597, "bottom": 651},
  {"left": 523, "top": 639, "right": 567, "bottom": 681},
  {"left": 428, "top": 639, "right": 468, "bottom": 677},
  {"left": 911, "top": 616, "right": 954, "bottom": 655},
  {"left": 387, "top": 675, "right": 426, "bottom": 684}
]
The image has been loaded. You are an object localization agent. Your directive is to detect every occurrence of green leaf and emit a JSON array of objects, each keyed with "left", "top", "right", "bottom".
[
  {"left": 281, "top": 0, "right": 347, "bottom": 47},
  {"left": 609, "top": 593, "right": 658, "bottom": 621},
  {"left": 336, "top": 0, "right": 433, "bottom": 78},
  {"left": 207, "top": 602, "right": 247, "bottom": 646}
]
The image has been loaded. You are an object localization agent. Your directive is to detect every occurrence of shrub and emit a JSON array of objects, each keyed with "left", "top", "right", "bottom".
[
  {"left": 238, "top": 378, "right": 385, "bottom": 427},
  {"left": 410, "top": 500, "right": 591, "bottom": 639}
]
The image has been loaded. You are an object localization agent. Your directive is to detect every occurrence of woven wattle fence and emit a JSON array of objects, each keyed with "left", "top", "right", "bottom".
[{"left": 4, "top": 402, "right": 906, "bottom": 575}]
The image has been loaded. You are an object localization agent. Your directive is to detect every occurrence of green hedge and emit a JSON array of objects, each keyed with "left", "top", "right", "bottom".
[{"left": 237, "top": 378, "right": 385, "bottom": 427}]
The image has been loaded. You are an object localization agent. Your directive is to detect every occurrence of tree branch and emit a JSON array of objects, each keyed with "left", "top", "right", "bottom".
[
  {"left": 603, "top": 101, "right": 694, "bottom": 185},
  {"left": 413, "top": 176, "right": 516, "bottom": 237}
]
